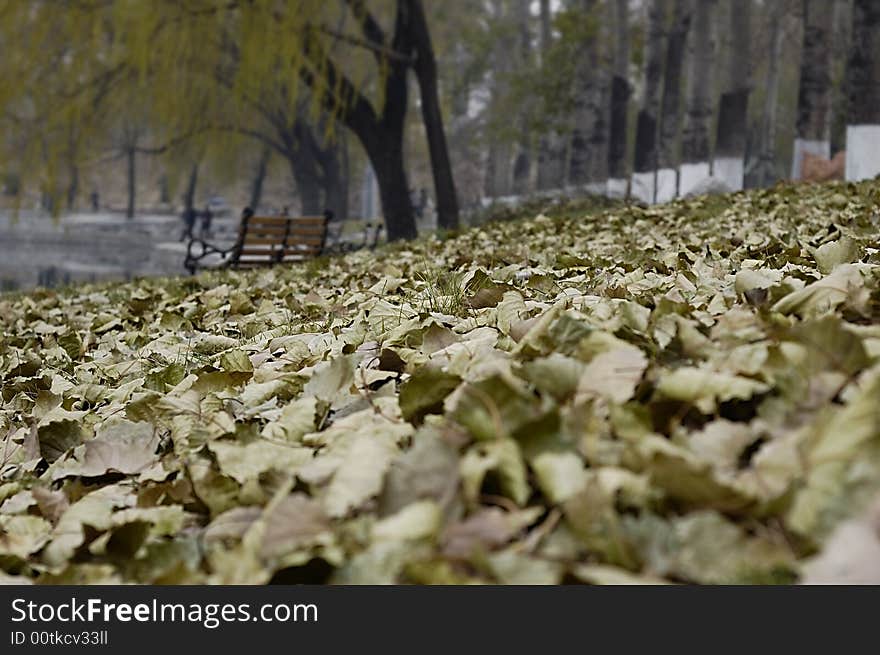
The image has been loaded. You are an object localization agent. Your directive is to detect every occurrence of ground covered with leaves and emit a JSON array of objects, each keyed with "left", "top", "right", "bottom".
[{"left": 2, "top": 181, "right": 880, "bottom": 584}]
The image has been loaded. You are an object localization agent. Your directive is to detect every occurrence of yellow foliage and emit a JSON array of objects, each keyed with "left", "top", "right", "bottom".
[{"left": 0, "top": 0, "right": 397, "bottom": 200}]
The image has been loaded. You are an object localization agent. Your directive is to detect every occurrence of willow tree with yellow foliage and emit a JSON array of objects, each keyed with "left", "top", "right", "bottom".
[{"left": 0, "top": 0, "right": 459, "bottom": 240}]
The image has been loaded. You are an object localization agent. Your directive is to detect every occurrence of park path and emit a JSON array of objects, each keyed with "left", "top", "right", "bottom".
[{"left": 0, "top": 210, "right": 241, "bottom": 291}]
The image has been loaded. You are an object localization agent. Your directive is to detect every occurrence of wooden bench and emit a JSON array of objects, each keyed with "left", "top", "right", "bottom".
[{"left": 184, "top": 209, "right": 332, "bottom": 274}]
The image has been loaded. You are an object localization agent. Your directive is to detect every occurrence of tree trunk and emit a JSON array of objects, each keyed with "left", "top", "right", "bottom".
[
  {"left": 183, "top": 162, "right": 199, "bottom": 213},
  {"left": 287, "top": 149, "right": 322, "bottom": 215},
  {"left": 249, "top": 146, "right": 271, "bottom": 211},
  {"left": 657, "top": 0, "right": 692, "bottom": 201},
  {"left": 410, "top": 0, "right": 459, "bottom": 229},
  {"left": 536, "top": 0, "right": 567, "bottom": 191},
  {"left": 845, "top": 0, "right": 880, "bottom": 181},
  {"left": 830, "top": 0, "right": 852, "bottom": 155},
  {"left": 569, "top": 0, "right": 601, "bottom": 187},
  {"left": 317, "top": 140, "right": 348, "bottom": 221},
  {"left": 362, "top": 127, "right": 417, "bottom": 240},
  {"left": 632, "top": 0, "right": 668, "bottom": 203},
  {"left": 607, "top": 0, "right": 631, "bottom": 195},
  {"left": 512, "top": 0, "right": 534, "bottom": 192},
  {"left": 302, "top": 0, "right": 417, "bottom": 240},
  {"left": 285, "top": 120, "right": 326, "bottom": 216},
  {"left": 341, "top": 2, "right": 416, "bottom": 241},
  {"left": 536, "top": 137, "right": 567, "bottom": 191},
  {"left": 126, "top": 146, "right": 136, "bottom": 219},
  {"left": 680, "top": 0, "right": 716, "bottom": 196},
  {"left": 752, "top": 0, "right": 786, "bottom": 188},
  {"left": 713, "top": 0, "right": 751, "bottom": 191},
  {"left": 159, "top": 174, "right": 170, "bottom": 204},
  {"left": 340, "top": 131, "right": 350, "bottom": 217},
  {"left": 66, "top": 162, "right": 79, "bottom": 211},
  {"left": 792, "top": 0, "right": 833, "bottom": 179},
  {"left": 485, "top": 0, "right": 515, "bottom": 198}
]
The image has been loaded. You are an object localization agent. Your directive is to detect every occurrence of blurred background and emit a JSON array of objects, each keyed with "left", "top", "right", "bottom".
[{"left": 0, "top": 0, "right": 878, "bottom": 290}]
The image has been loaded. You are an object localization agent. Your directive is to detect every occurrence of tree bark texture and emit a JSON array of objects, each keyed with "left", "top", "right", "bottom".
[
  {"left": 608, "top": 0, "right": 631, "bottom": 180},
  {"left": 681, "top": 0, "right": 715, "bottom": 165},
  {"left": 536, "top": 0, "right": 568, "bottom": 190},
  {"left": 634, "top": 0, "right": 667, "bottom": 174},
  {"left": 714, "top": 0, "right": 751, "bottom": 161},
  {"left": 657, "top": 0, "right": 691, "bottom": 170},
  {"left": 409, "top": 0, "right": 460, "bottom": 229},
  {"left": 752, "top": 0, "right": 786, "bottom": 188},
  {"left": 249, "top": 146, "right": 271, "bottom": 211},
  {"left": 796, "top": 0, "right": 833, "bottom": 141}
]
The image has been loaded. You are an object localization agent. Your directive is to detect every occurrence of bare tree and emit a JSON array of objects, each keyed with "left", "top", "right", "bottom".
[
  {"left": 249, "top": 146, "right": 271, "bottom": 211},
  {"left": 119, "top": 122, "right": 144, "bottom": 219},
  {"left": 485, "top": 0, "right": 515, "bottom": 198},
  {"left": 830, "top": 0, "right": 853, "bottom": 154},
  {"left": 536, "top": 0, "right": 568, "bottom": 190},
  {"left": 632, "top": 0, "right": 668, "bottom": 203},
  {"left": 656, "top": 0, "right": 692, "bottom": 201},
  {"left": 607, "top": 0, "right": 631, "bottom": 196},
  {"left": 410, "top": 0, "right": 460, "bottom": 229},
  {"left": 792, "top": 0, "right": 833, "bottom": 179},
  {"left": 752, "top": 0, "right": 787, "bottom": 188},
  {"left": 568, "top": 0, "right": 603, "bottom": 188},
  {"left": 680, "top": 0, "right": 716, "bottom": 196},
  {"left": 182, "top": 161, "right": 200, "bottom": 217},
  {"left": 713, "top": 0, "right": 751, "bottom": 191},
  {"left": 512, "top": 0, "right": 534, "bottom": 192}
]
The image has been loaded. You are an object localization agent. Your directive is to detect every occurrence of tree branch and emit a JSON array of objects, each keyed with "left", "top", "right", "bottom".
[
  {"left": 299, "top": 30, "right": 379, "bottom": 138},
  {"left": 345, "top": 0, "right": 386, "bottom": 43},
  {"left": 317, "top": 24, "right": 414, "bottom": 64},
  {"left": 342, "top": 0, "right": 387, "bottom": 65}
]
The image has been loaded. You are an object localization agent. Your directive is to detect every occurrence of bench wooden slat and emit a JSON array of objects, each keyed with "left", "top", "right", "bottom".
[
  {"left": 284, "top": 247, "right": 321, "bottom": 257},
  {"left": 238, "top": 247, "right": 324, "bottom": 256},
  {"left": 243, "top": 234, "right": 325, "bottom": 246},
  {"left": 242, "top": 227, "right": 326, "bottom": 236},
  {"left": 286, "top": 226, "right": 328, "bottom": 236},
  {"left": 185, "top": 211, "right": 331, "bottom": 274},
  {"left": 249, "top": 216, "right": 327, "bottom": 226},
  {"left": 287, "top": 236, "right": 326, "bottom": 245},
  {"left": 244, "top": 229, "right": 325, "bottom": 238},
  {"left": 238, "top": 248, "right": 283, "bottom": 257},
  {"left": 241, "top": 237, "right": 290, "bottom": 246},
  {"left": 243, "top": 226, "right": 289, "bottom": 236}
]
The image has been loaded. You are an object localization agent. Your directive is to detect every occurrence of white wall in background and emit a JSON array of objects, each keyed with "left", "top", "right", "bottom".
[
  {"left": 679, "top": 162, "right": 711, "bottom": 197},
  {"left": 630, "top": 171, "right": 655, "bottom": 204},
  {"left": 606, "top": 178, "right": 628, "bottom": 199},
  {"left": 655, "top": 168, "right": 678, "bottom": 203},
  {"left": 712, "top": 157, "right": 744, "bottom": 191},
  {"left": 846, "top": 125, "right": 880, "bottom": 182}
]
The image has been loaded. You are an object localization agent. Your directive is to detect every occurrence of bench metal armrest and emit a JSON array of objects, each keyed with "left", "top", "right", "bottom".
[{"left": 184, "top": 237, "right": 235, "bottom": 274}]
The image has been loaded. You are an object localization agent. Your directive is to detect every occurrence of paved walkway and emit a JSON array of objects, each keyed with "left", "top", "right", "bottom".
[{"left": 0, "top": 210, "right": 387, "bottom": 291}]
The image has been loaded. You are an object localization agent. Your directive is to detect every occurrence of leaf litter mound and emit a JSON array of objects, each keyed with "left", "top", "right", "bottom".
[{"left": 2, "top": 181, "right": 880, "bottom": 584}]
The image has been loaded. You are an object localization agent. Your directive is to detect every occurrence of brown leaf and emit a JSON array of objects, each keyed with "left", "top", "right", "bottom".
[
  {"left": 80, "top": 421, "right": 159, "bottom": 477},
  {"left": 261, "top": 493, "right": 331, "bottom": 560},
  {"left": 31, "top": 487, "right": 69, "bottom": 525},
  {"left": 441, "top": 508, "right": 518, "bottom": 559}
]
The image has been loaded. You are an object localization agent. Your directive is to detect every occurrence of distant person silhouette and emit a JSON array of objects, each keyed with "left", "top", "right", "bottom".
[
  {"left": 200, "top": 205, "right": 214, "bottom": 237},
  {"left": 180, "top": 206, "right": 197, "bottom": 242}
]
